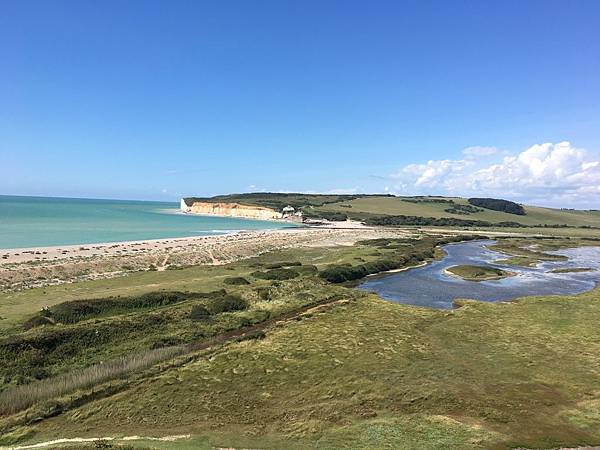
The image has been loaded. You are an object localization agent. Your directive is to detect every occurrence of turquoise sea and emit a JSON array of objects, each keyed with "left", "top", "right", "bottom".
[{"left": 0, "top": 195, "right": 297, "bottom": 249}]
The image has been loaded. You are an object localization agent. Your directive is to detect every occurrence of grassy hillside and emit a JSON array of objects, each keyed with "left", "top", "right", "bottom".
[
  {"left": 182, "top": 193, "right": 392, "bottom": 211},
  {"left": 1, "top": 235, "right": 600, "bottom": 449},
  {"left": 318, "top": 196, "right": 600, "bottom": 227},
  {"left": 183, "top": 193, "right": 600, "bottom": 228},
  {"left": 0, "top": 235, "right": 456, "bottom": 388},
  {"left": 9, "top": 287, "right": 600, "bottom": 450}
]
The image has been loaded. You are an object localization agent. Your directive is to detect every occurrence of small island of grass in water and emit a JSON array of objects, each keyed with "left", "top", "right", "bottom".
[
  {"left": 549, "top": 267, "right": 594, "bottom": 274},
  {"left": 445, "top": 264, "right": 514, "bottom": 281}
]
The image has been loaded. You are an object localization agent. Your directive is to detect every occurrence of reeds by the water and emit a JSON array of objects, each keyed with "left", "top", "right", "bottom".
[{"left": 0, "top": 345, "right": 185, "bottom": 415}]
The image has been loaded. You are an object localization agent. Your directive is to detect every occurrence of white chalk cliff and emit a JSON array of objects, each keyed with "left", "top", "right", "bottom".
[{"left": 181, "top": 200, "right": 283, "bottom": 220}]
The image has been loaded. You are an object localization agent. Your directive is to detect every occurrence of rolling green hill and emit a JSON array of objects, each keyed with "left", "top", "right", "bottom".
[
  {"left": 185, "top": 193, "right": 600, "bottom": 228},
  {"left": 321, "top": 196, "right": 600, "bottom": 227}
]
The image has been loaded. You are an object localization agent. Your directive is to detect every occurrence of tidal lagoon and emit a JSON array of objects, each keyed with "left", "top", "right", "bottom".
[{"left": 360, "top": 239, "right": 600, "bottom": 308}]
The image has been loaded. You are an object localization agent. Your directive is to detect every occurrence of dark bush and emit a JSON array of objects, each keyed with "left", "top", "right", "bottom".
[
  {"left": 23, "top": 315, "right": 55, "bottom": 330},
  {"left": 468, "top": 197, "right": 525, "bottom": 215},
  {"left": 251, "top": 268, "right": 299, "bottom": 280},
  {"left": 320, "top": 265, "right": 369, "bottom": 283},
  {"left": 209, "top": 295, "right": 248, "bottom": 314},
  {"left": 255, "top": 287, "right": 272, "bottom": 301},
  {"left": 319, "top": 235, "right": 483, "bottom": 283},
  {"left": 41, "top": 291, "right": 212, "bottom": 325},
  {"left": 223, "top": 277, "right": 250, "bottom": 285},
  {"left": 402, "top": 197, "right": 454, "bottom": 204},
  {"left": 362, "top": 213, "right": 535, "bottom": 228},
  {"left": 190, "top": 305, "right": 211, "bottom": 321},
  {"left": 265, "top": 261, "right": 302, "bottom": 269},
  {"left": 444, "top": 204, "right": 483, "bottom": 215},
  {"left": 295, "top": 264, "right": 318, "bottom": 275}
]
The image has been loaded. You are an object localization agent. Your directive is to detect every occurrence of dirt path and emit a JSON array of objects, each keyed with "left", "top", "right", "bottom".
[
  {"left": 5, "top": 434, "right": 191, "bottom": 449},
  {"left": 156, "top": 253, "right": 170, "bottom": 271}
]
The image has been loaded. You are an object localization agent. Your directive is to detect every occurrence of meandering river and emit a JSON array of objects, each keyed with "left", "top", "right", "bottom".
[{"left": 359, "top": 240, "right": 600, "bottom": 309}]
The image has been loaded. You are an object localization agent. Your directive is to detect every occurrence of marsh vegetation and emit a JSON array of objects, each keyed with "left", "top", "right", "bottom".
[{"left": 1, "top": 229, "right": 600, "bottom": 449}]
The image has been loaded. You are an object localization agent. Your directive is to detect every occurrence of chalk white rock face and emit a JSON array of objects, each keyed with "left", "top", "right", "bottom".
[
  {"left": 181, "top": 200, "right": 283, "bottom": 220},
  {"left": 180, "top": 198, "right": 192, "bottom": 212}
]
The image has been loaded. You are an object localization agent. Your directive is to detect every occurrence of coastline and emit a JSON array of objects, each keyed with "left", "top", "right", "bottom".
[
  {"left": 0, "top": 220, "right": 372, "bottom": 263},
  {"left": 180, "top": 209, "right": 301, "bottom": 224},
  {"left": 0, "top": 224, "right": 408, "bottom": 292}
]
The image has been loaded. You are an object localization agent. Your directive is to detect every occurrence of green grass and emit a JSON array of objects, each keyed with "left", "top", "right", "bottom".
[
  {"left": 445, "top": 265, "right": 512, "bottom": 281},
  {"left": 2, "top": 233, "right": 600, "bottom": 449},
  {"left": 17, "top": 287, "right": 600, "bottom": 449},
  {"left": 182, "top": 193, "right": 600, "bottom": 229},
  {"left": 0, "top": 243, "right": 399, "bottom": 334},
  {"left": 318, "top": 196, "right": 600, "bottom": 227},
  {"left": 2, "top": 238, "right": 451, "bottom": 390}
]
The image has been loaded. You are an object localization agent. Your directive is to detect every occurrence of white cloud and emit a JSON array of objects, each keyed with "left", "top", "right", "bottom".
[
  {"left": 392, "top": 142, "right": 600, "bottom": 207},
  {"left": 398, "top": 159, "right": 473, "bottom": 188}
]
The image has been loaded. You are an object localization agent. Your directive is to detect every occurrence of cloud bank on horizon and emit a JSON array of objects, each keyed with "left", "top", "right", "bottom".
[{"left": 389, "top": 141, "right": 600, "bottom": 208}]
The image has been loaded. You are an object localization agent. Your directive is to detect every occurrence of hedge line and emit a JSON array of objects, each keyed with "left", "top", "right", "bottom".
[{"left": 319, "top": 235, "right": 482, "bottom": 283}]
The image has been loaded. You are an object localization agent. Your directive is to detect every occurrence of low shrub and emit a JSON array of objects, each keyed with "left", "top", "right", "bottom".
[
  {"left": 320, "top": 236, "right": 481, "bottom": 283},
  {"left": 251, "top": 268, "right": 299, "bottom": 280},
  {"left": 265, "top": 261, "right": 302, "bottom": 269},
  {"left": 444, "top": 204, "right": 483, "bottom": 215},
  {"left": 468, "top": 197, "right": 525, "bottom": 215},
  {"left": 190, "top": 305, "right": 211, "bottom": 321},
  {"left": 223, "top": 277, "right": 250, "bottom": 285},
  {"left": 208, "top": 295, "right": 248, "bottom": 314},
  {"left": 23, "top": 316, "right": 55, "bottom": 330},
  {"left": 29, "top": 291, "right": 216, "bottom": 326},
  {"left": 295, "top": 264, "right": 318, "bottom": 275},
  {"left": 255, "top": 287, "right": 272, "bottom": 301}
]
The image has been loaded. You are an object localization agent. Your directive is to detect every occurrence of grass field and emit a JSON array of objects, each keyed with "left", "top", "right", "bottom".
[
  {"left": 11, "top": 286, "right": 600, "bottom": 450},
  {"left": 1, "top": 232, "right": 600, "bottom": 449},
  {"left": 316, "top": 196, "right": 600, "bottom": 227},
  {"left": 0, "top": 235, "right": 458, "bottom": 392},
  {"left": 0, "top": 242, "right": 404, "bottom": 333}
]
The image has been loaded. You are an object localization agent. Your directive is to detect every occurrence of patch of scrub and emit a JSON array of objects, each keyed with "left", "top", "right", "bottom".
[{"left": 313, "top": 415, "right": 501, "bottom": 450}]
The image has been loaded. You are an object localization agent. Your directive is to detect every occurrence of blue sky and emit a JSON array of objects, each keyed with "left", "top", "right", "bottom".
[{"left": 1, "top": 0, "right": 599, "bottom": 206}]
